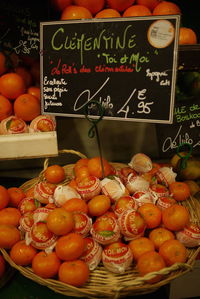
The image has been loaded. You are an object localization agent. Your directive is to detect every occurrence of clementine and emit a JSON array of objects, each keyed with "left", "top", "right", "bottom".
[
  {"left": 0, "top": 95, "right": 12, "bottom": 121},
  {"left": 0, "top": 224, "right": 21, "bottom": 249},
  {"left": 62, "top": 197, "right": 88, "bottom": 214},
  {"left": 123, "top": 4, "right": 151, "bottom": 16},
  {"left": 44, "top": 164, "right": 66, "bottom": 184},
  {"left": 129, "top": 237, "right": 155, "bottom": 261},
  {"left": 15, "top": 66, "right": 33, "bottom": 88},
  {"left": 149, "top": 227, "right": 175, "bottom": 250},
  {"left": 169, "top": 181, "right": 191, "bottom": 202},
  {"left": 14, "top": 93, "right": 40, "bottom": 121},
  {"left": 159, "top": 239, "right": 187, "bottom": 266},
  {"left": 107, "top": 0, "right": 136, "bottom": 12},
  {"left": 0, "top": 207, "right": 21, "bottom": 226},
  {"left": 0, "top": 72, "right": 26, "bottom": 100},
  {"left": 46, "top": 208, "right": 74, "bottom": 235},
  {"left": 0, "top": 52, "right": 7, "bottom": 76},
  {"left": 73, "top": 0, "right": 105, "bottom": 15},
  {"left": 153, "top": 1, "right": 181, "bottom": 15},
  {"left": 58, "top": 259, "right": 89, "bottom": 286},
  {"left": 60, "top": 5, "right": 93, "bottom": 20},
  {"left": 32, "top": 251, "right": 61, "bottom": 278},
  {"left": 136, "top": 0, "right": 161, "bottom": 11},
  {"left": 87, "top": 156, "right": 112, "bottom": 179},
  {"left": 10, "top": 240, "right": 37, "bottom": 266},
  {"left": 27, "top": 86, "right": 40, "bottom": 101},
  {"left": 88, "top": 195, "right": 111, "bottom": 217},
  {"left": 0, "top": 185, "right": 10, "bottom": 210},
  {"left": 95, "top": 8, "right": 121, "bottom": 18},
  {"left": 55, "top": 232, "right": 85, "bottom": 260},
  {"left": 138, "top": 203, "right": 162, "bottom": 229},
  {"left": 162, "top": 204, "right": 190, "bottom": 231},
  {"left": 0, "top": 254, "right": 6, "bottom": 278},
  {"left": 179, "top": 27, "right": 198, "bottom": 45},
  {"left": 7, "top": 187, "right": 26, "bottom": 207}
]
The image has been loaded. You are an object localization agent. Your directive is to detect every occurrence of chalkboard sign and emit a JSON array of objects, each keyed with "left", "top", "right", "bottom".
[
  {"left": 156, "top": 97, "right": 200, "bottom": 158},
  {"left": 0, "top": 0, "right": 48, "bottom": 58},
  {"left": 40, "top": 16, "right": 180, "bottom": 123}
]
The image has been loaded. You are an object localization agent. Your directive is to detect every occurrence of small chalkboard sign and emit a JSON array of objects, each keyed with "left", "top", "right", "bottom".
[
  {"left": 156, "top": 97, "right": 200, "bottom": 158},
  {"left": 40, "top": 16, "right": 180, "bottom": 124}
]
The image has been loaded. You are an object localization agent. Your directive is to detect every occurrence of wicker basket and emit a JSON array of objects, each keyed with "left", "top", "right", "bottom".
[{"left": 1, "top": 149, "right": 200, "bottom": 298}]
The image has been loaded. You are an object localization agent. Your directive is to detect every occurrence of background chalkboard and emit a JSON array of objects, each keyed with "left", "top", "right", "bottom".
[
  {"left": 0, "top": 0, "right": 49, "bottom": 58},
  {"left": 156, "top": 97, "right": 200, "bottom": 158},
  {"left": 40, "top": 16, "right": 180, "bottom": 124}
]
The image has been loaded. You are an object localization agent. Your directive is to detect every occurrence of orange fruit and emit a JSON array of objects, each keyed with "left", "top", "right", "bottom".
[
  {"left": 46, "top": 207, "right": 74, "bottom": 235},
  {"left": 55, "top": 232, "right": 85, "bottom": 261},
  {"left": 25, "top": 186, "right": 35, "bottom": 197},
  {"left": 73, "top": 0, "right": 105, "bottom": 15},
  {"left": 32, "top": 251, "right": 61, "bottom": 278},
  {"left": 95, "top": 8, "right": 121, "bottom": 18},
  {"left": 44, "top": 164, "right": 66, "bottom": 184},
  {"left": 0, "top": 224, "right": 21, "bottom": 249},
  {"left": 7, "top": 187, "right": 26, "bottom": 207},
  {"left": 62, "top": 197, "right": 88, "bottom": 214},
  {"left": 15, "top": 66, "right": 33, "bottom": 88},
  {"left": 136, "top": 0, "right": 161, "bottom": 11},
  {"left": 149, "top": 227, "right": 175, "bottom": 250},
  {"left": 138, "top": 203, "right": 162, "bottom": 229},
  {"left": 51, "top": 0, "right": 73, "bottom": 11},
  {"left": 0, "top": 207, "right": 21, "bottom": 226},
  {"left": 88, "top": 195, "right": 111, "bottom": 217},
  {"left": 129, "top": 237, "right": 155, "bottom": 261},
  {"left": 0, "top": 52, "right": 8, "bottom": 76},
  {"left": 87, "top": 156, "right": 112, "bottom": 179},
  {"left": 137, "top": 251, "right": 166, "bottom": 283},
  {"left": 74, "top": 158, "right": 89, "bottom": 171},
  {"left": 153, "top": 1, "right": 181, "bottom": 15},
  {"left": 10, "top": 240, "right": 37, "bottom": 266},
  {"left": 159, "top": 239, "right": 187, "bottom": 266},
  {"left": 60, "top": 5, "right": 93, "bottom": 20},
  {"left": 0, "top": 185, "right": 10, "bottom": 210},
  {"left": 0, "top": 254, "right": 6, "bottom": 278},
  {"left": 123, "top": 4, "right": 152, "bottom": 16},
  {"left": 14, "top": 93, "right": 40, "bottom": 121},
  {"left": 27, "top": 86, "right": 40, "bottom": 101},
  {"left": 107, "top": 0, "right": 136, "bottom": 12},
  {"left": 68, "top": 179, "right": 78, "bottom": 189},
  {"left": 0, "top": 95, "right": 12, "bottom": 121},
  {"left": 58, "top": 259, "right": 89, "bottom": 286},
  {"left": 179, "top": 27, "right": 197, "bottom": 45},
  {"left": 74, "top": 165, "right": 90, "bottom": 182},
  {"left": 0, "top": 72, "right": 26, "bottom": 100},
  {"left": 162, "top": 204, "right": 190, "bottom": 231},
  {"left": 169, "top": 181, "right": 191, "bottom": 202}
]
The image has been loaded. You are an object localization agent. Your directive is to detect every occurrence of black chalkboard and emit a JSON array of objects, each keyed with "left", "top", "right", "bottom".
[
  {"left": 0, "top": 0, "right": 49, "bottom": 58},
  {"left": 156, "top": 97, "right": 200, "bottom": 158},
  {"left": 40, "top": 16, "right": 180, "bottom": 124}
]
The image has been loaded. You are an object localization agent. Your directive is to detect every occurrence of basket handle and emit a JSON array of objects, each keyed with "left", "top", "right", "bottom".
[{"left": 43, "top": 149, "right": 87, "bottom": 171}]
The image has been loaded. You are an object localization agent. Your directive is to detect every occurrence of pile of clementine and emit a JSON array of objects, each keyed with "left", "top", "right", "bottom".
[
  {"left": 0, "top": 51, "right": 56, "bottom": 134},
  {"left": 0, "top": 152, "right": 199, "bottom": 288},
  {"left": 51, "top": 0, "right": 198, "bottom": 45}
]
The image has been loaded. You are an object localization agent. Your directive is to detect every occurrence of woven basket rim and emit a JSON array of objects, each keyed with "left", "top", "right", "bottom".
[{"left": 2, "top": 150, "right": 200, "bottom": 298}]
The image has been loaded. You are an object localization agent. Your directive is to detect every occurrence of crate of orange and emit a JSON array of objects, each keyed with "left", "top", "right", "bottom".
[{"left": 0, "top": 149, "right": 199, "bottom": 298}]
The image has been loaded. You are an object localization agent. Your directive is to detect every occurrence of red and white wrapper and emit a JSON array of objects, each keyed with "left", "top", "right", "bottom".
[
  {"left": 176, "top": 223, "right": 200, "bottom": 248},
  {"left": 91, "top": 215, "right": 121, "bottom": 245},
  {"left": 53, "top": 185, "right": 81, "bottom": 207},
  {"left": 19, "top": 211, "right": 34, "bottom": 233},
  {"left": 34, "top": 182, "right": 56, "bottom": 205},
  {"left": 128, "top": 153, "right": 153, "bottom": 174},
  {"left": 0, "top": 115, "right": 28, "bottom": 134},
  {"left": 81, "top": 237, "right": 103, "bottom": 270},
  {"left": 155, "top": 167, "right": 177, "bottom": 187},
  {"left": 26, "top": 221, "right": 57, "bottom": 253},
  {"left": 118, "top": 167, "right": 137, "bottom": 185},
  {"left": 102, "top": 242, "right": 133, "bottom": 274},
  {"left": 149, "top": 183, "right": 169, "bottom": 203},
  {"left": 73, "top": 212, "right": 92, "bottom": 237},
  {"left": 29, "top": 115, "right": 56, "bottom": 132},
  {"left": 126, "top": 174, "right": 150, "bottom": 194},
  {"left": 18, "top": 197, "right": 41, "bottom": 215},
  {"left": 76, "top": 176, "right": 101, "bottom": 201},
  {"left": 113, "top": 196, "right": 138, "bottom": 218},
  {"left": 101, "top": 176, "right": 126, "bottom": 203},
  {"left": 133, "top": 190, "right": 154, "bottom": 206},
  {"left": 33, "top": 207, "right": 52, "bottom": 223},
  {"left": 156, "top": 196, "right": 177, "bottom": 211},
  {"left": 118, "top": 209, "right": 146, "bottom": 241}
]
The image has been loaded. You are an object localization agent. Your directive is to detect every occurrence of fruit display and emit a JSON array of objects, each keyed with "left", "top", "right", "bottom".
[
  {"left": 50, "top": 0, "right": 198, "bottom": 44},
  {"left": 0, "top": 52, "right": 56, "bottom": 135},
  {"left": 0, "top": 151, "right": 199, "bottom": 297}
]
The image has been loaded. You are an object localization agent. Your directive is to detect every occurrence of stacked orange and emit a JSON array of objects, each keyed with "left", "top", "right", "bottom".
[
  {"left": 0, "top": 153, "right": 199, "bottom": 287},
  {"left": 51, "top": 0, "right": 198, "bottom": 45}
]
